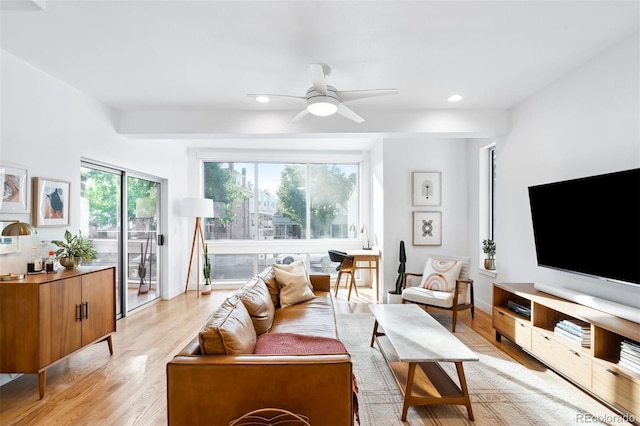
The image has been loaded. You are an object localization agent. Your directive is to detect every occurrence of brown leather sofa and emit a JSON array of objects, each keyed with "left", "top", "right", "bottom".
[{"left": 166, "top": 266, "right": 354, "bottom": 425}]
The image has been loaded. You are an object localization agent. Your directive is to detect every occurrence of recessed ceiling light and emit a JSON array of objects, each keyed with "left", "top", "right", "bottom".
[
  {"left": 255, "top": 95, "right": 270, "bottom": 103},
  {"left": 448, "top": 94, "right": 463, "bottom": 102}
]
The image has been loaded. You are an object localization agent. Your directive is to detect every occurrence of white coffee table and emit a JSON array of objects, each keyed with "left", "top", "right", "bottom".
[{"left": 369, "top": 304, "right": 479, "bottom": 421}]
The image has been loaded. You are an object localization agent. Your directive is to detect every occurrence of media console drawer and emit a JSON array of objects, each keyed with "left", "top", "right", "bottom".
[
  {"left": 531, "top": 331, "right": 592, "bottom": 388},
  {"left": 592, "top": 361, "right": 640, "bottom": 415},
  {"left": 492, "top": 307, "right": 532, "bottom": 351}
]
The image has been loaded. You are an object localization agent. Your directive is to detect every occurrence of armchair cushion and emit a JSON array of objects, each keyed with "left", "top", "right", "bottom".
[
  {"left": 420, "top": 258, "right": 462, "bottom": 292},
  {"left": 402, "top": 286, "right": 457, "bottom": 308}
]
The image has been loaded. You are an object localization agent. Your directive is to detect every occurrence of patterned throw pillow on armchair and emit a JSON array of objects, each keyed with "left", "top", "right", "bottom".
[{"left": 419, "top": 258, "right": 462, "bottom": 292}]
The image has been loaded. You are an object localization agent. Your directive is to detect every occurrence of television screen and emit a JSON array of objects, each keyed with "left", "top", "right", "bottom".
[{"left": 528, "top": 168, "right": 640, "bottom": 286}]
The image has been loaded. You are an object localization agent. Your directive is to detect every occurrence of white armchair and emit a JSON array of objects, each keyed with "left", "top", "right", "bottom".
[{"left": 401, "top": 255, "right": 474, "bottom": 332}]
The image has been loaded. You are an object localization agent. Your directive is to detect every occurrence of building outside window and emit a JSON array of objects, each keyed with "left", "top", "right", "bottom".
[
  {"left": 202, "top": 161, "right": 360, "bottom": 281},
  {"left": 203, "top": 162, "right": 358, "bottom": 241}
]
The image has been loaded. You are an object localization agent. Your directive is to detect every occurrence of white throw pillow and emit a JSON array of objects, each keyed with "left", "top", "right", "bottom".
[
  {"left": 420, "top": 258, "right": 462, "bottom": 292},
  {"left": 272, "top": 261, "right": 314, "bottom": 308}
]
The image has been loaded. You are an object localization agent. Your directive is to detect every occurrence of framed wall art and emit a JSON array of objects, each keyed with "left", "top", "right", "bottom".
[
  {"left": 33, "top": 177, "right": 70, "bottom": 227},
  {"left": 412, "top": 171, "right": 441, "bottom": 206},
  {"left": 413, "top": 211, "right": 442, "bottom": 246},
  {"left": 1, "top": 163, "right": 28, "bottom": 213}
]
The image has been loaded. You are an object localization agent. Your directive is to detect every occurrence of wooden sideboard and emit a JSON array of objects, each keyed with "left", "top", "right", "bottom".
[
  {"left": 493, "top": 282, "right": 640, "bottom": 421},
  {"left": 0, "top": 266, "right": 116, "bottom": 398}
]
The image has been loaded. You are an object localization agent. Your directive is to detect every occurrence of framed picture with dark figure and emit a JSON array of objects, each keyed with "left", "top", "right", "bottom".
[{"left": 33, "top": 177, "right": 70, "bottom": 227}]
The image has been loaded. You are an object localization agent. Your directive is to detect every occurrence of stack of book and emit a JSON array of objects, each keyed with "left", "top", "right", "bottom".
[
  {"left": 553, "top": 319, "right": 591, "bottom": 348},
  {"left": 619, "top": 340, "right": 640, "bottom": 374},
  {"left": 506, "top": 300, "right": 531, "bottom": 319}
]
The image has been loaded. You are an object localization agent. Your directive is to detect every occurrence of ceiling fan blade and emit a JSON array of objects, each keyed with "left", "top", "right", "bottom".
[
  {"left": 336, "top": 103, "right": 365, "bottom": 123},
  {"left": 336, "top": 88, "right": 398, "bottom": 102},
  {"left": 247, "top": 94, "right": 306, "bottom": 102},
  {"left": 309, "top": 64, "right": 328, "bottom": 95},
  {"left": 290, "top": 108, "right": 310, "bottom": 123}
]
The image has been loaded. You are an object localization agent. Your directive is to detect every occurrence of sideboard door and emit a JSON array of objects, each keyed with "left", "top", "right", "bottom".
[
  {"left": 81, "top": 268, "right": 116, "bottom": 345},
  {"left": 39, "top": 277, "right": 83, "bottom": 366}
]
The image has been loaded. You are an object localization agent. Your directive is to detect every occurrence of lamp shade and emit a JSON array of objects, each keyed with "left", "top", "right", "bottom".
[
  {"left": 2, "top": 221, "right": 36, "bottom": 236},
  {"left": 180, "top": 198, "right": 214, "bottom": 218}
]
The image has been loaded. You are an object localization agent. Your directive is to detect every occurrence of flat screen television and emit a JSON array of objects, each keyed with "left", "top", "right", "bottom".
[{"left": 528, "top": 168, "right": 640, "bottom": 286}]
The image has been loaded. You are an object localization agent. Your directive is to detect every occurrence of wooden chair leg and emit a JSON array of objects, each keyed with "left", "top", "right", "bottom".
[
  {"left": 351, "top": 271, "right": 359, "bottom": 297},
  {"left": 334, "top": 272, "right": 342, "bottom": 297},
  {"left": 451, "top": 306, "right": 458, "bottom": 332}
]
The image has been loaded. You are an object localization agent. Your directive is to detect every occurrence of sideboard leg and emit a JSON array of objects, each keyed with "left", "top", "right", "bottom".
[
  {"left": 106, "top": 335, "right": 114, "bottom": 355},
  {"left": 495, "top": 331, "right": 502, "bottom": 342},
  {"left": 38, "top": 370, "right": 46, "bottom": 399}
]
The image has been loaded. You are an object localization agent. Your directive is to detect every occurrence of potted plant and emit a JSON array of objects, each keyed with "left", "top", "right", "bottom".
[
  {"left": 201, "top": 244, "right": 212, "bottom": 295},
  {"left": 51, "top": 230, "right": 98, "bottom": 270},
  {"left": 482, "top": 239, "right": 496, "bottom": 270}
]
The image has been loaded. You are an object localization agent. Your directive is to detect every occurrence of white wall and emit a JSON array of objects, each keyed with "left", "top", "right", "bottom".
[
  {"left": 378, "top": 137, "right": 472, "bottom": 301},
  {"left": 0, "top": 50, "right": 189, "bottom": 299},
  {"left": 491, "top": 34, "right": 640, "bottom": 310}
]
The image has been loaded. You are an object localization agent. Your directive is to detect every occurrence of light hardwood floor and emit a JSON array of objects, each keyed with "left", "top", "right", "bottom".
[{"left": 0, "top": 285, "right": 549, "bottom": 425}]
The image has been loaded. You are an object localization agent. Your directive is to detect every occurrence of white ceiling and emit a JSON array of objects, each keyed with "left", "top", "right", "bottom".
[{"left": 1, "top": 0, "right": 639, "bottom": 119}]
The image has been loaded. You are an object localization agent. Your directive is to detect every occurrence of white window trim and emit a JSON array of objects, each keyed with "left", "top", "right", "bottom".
[
  {"left": 478, "top": 142, "right": 496, "bottom": 273},
  {"left": 192, "top": 148, "right": 368, "bottom": 256}
]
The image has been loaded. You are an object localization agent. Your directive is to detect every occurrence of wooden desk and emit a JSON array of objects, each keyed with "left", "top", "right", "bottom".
[{"left": 346, "top": 249, "right": 380, "bottom": 302}]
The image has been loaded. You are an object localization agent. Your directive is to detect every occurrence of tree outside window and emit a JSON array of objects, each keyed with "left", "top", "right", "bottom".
[{"left": 203, "top": 162, "right": 358, "bottom": 241}]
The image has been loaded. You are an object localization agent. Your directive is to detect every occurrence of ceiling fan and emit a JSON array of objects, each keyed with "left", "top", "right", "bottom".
[{"left": 248, "top": 64, "right": 398, "bottom": 123}]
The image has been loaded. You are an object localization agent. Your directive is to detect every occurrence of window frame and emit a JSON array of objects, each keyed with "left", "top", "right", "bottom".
[
  {"left": 194, "top": 149, "right": 368, "bottom": 281},
  {"left": 479, "top": 142, "right": 497, "bottom": 273}
]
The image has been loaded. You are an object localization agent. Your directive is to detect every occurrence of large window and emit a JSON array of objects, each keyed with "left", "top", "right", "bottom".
[
  {"left": 488, "top": 146, "right": 496, "bottom": 240},
  {"left": 479, "top": 143, "right": 497, "bottom": 269},
  {"left": 203, "top": 162, "right": 359, "bottom": 241}
]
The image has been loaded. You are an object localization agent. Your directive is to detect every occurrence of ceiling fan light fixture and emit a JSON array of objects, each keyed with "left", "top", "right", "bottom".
[
  {"left": 255, "top": 95, "right": 270, "bottom": 103},
  {"left": 447, "top": 94, "right": 463, "bottom": 102},
  {"left": 307, "top": 96, "right": 338, "bottom": 116}
]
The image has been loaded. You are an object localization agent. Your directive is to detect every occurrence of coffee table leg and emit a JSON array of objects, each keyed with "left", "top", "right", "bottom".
[
  {"left": 370, "top": 320, "right": 379, "bottom": 347},
  {"left": 455, "top": 362, "right": 474, "bottom": 421},
  {"left": 401, "top": 362, "right": 417, "bottom": 421}
]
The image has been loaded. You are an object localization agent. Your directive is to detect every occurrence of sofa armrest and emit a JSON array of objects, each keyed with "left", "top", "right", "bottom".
[
  {"left": 167, "top": 354, "right": 353, "bottom": 425},
  {"left": 310, "top": 273, "right": 330, "bottom": 292}
]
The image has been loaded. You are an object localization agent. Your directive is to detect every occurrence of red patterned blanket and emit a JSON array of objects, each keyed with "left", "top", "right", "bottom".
[{"left": 254, "top": 333, "right": 360, "bottom": 424}]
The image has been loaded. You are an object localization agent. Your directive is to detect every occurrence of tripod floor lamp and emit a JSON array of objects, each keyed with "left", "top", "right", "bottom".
[{"left": 181, "top": 197, "right": 214, "bottom": 294}]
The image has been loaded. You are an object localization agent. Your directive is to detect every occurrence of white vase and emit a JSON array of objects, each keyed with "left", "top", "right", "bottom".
[
  {"left": 387, "top": 292, "right": 402, "bottom": 304},
  {"left": 201, "top": 283, "right": 212, "bottom": 295}
]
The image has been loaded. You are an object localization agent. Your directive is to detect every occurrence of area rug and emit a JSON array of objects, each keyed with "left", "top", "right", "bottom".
[{"left": 337, "top": 312, "right": 623, "bottom": 426}]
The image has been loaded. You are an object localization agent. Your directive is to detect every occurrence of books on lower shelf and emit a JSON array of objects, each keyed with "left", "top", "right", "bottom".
[
  {"left": 506, "top": 300, "right": 531, "bottom": 319},
  {"left": 553, "top": 319, "right": 591, "bottom": 348},
  {"left": 619, "top": 339, "right": 640, "bottom": 375}
]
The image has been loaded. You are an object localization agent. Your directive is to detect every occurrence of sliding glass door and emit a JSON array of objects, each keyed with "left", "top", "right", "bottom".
[
  {"left": 126, "top": 175, "right": 160, "bottom": 311},
  {"left": 81, "top": 162, "right": 162, "bottom": 317}
]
